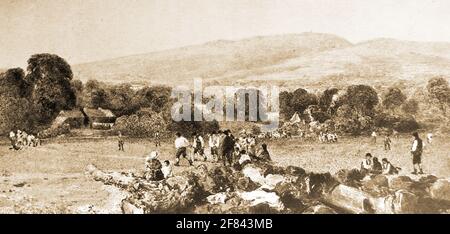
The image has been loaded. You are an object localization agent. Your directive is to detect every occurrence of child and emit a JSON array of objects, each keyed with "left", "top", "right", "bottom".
[
  {"left": 161, "top": 160, "right": 173, "bottom": 178},
  {"left": 384, "top": 135, "right": 392, "bottom": 151}
]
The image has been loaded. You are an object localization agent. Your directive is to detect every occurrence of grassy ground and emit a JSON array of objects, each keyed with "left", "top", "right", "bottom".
[{"left": 0, "top": 134, "right": 448, "bottom": 213}]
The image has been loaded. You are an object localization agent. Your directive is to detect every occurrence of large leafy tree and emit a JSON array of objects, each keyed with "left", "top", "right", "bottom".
[
  {"left": 343, "top": 85, "right": 379, "bottom": 115},
  {"left": 427, "top": 76, "right": 450, "bottom": 115},
  {"left": 382, "top": 87, "right": 406, "bottom": 111},
  {"left": 25, "top": 54, "right": 76, "bottom": 124},
  {"left": 0, "top": 68, "right": 34, "bottom": 133}
]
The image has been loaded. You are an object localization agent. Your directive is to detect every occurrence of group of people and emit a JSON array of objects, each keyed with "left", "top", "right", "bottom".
[
  {"left": 143, "top": 151, "right": 173, "bottom": 181},
  {"left": 361, "top": 131, "right": 426, "bottom": 175},
  {"left": 318, "top": 131, "right": 338, "bottom": 143},
  {"left": 174, "top": 130, "right": 271, "bottom": 167},
  {"left": 8, "top": 130, "right": 40, "bottom": 150},
  {"left": 360, "top": 153, "right": 400, "bottom": 175}
]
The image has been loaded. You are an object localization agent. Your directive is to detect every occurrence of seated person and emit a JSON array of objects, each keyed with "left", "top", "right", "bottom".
[
  {"left": 256, "top": 143, "right": 271, "bottom": 162},
  {"left": 238, "top": 150, "right": 251, "bottom": 165},
  {"left": 371, "top": 157, "right": 382, "bottom": 174},
  {"left": 161, "top": 160, "right": 173, "bottom": 178},
  {"left": 144, "top": 151, "right": 164, "bottom": 181},
  {"left": 381, "top": 158, "right": 400, "bottom": 175},
  {"left": 360, "top": 153, "right": 373, "bottom": 173}
]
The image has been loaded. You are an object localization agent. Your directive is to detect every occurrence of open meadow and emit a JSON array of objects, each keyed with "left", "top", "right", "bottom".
[{"left": 0, "top": 134, "right": 448, "bottom": 213}]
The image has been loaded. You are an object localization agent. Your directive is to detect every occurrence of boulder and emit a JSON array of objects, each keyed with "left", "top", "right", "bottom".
[
  {"left": 334, "top": 169, "right": 364, "bottom": 188},
  {"left": 303, "top": 203, "right": 337, "bottom": 214},
  {"left": 430, "top": 179, "right": 450, "bottom": 202},
  {"left": 389, "top": 176, "right": 414, "bottom": 191},
  {"left": 362, "top": 175, "right": 390, "bottom": 196},
  {"left": 392, "top": 190, "right": 419, "bottom": 214},
  {"left": 236, "top": 176, "right": 259, "bottom": 192},
  {"left": 239, "top": 190, "right": 284, "bottom": 210},
  {"left": 207, "top": 192, "right": 228, "bottom": 205},
  {"left": 273, "top": 181, "right": 307, "bottom": 211}
]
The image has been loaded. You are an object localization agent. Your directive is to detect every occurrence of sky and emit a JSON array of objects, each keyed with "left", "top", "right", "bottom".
[{"left": 1, "top": 0, "right": 450, "bottom": 68}]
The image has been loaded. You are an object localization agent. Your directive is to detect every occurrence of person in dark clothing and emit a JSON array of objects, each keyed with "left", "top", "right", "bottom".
[
  {"left": 371, "top": 157, "right": 382, "bottom": 174},
  {"left": 221, "top": 130, "right": 235, "bottom": 166},
  {"left": 411, "top": 132, "right": 424, "bottom": 174},
  {"left": 257, "top": 143, "right": 271, "bottom": 162}
]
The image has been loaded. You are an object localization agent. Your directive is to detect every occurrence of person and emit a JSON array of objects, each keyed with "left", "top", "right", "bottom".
[
  {"left": 411, "top": 132, "right": 424, "bottom": 175},
  {"left": 384, "top": 135, "right": 392, "bottom": 151},
  {"left": 208, "top": 132, "right": 219, "bottom": 162},
  {"left": 257, "top": 143, "right": 271, "bottom": 162},
  {"left": 217, "top": 130, "right": 226, "bottom": 163},
  {"left": 154, "top": 130, "right": 161, "bottom": 147},
  {"left": 427, "top": 133, "right": 433, "bottom": 145},
  {"left": 371, "top": 131, "right": 377, "bottom": 143},
  {"left": 174, "top": 132, "right": 192, "bottom": 166},
  {"left": 8, "top": 131, "right": 16, "bottom": 148},
  {"left": 221, "top": 130, "right": 235, "bottom": 166},
  {"left": 117, "top": 131, "right": 124, "bottom": 151},
  {"left": 232, "top": 146, "right": 241, "bottom": 165},
  {"left": 381, "top": 158, "right": 399, "bottom": 175},
  {"left": 161, "top": 160, "right": 173, "bottom": 178},
  {"left": 246, "top": 135, "right": 257, "bottom": 157},
  {"left": 360, "top": 153, "right": 373, "bottom": 173},
  {"left": 371, "top": 157, "right": 382, "bottom": 174},
  {"left": 144, "top": 151, "right": 164, "bottom": 181},
  {"left": 192, "top": 132, "right": 206, "bottom": 162},
  {"left": 238, "top": 150, "right": 251, "bottom": 164}
]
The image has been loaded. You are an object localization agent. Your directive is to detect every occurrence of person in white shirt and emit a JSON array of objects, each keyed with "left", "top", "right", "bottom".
[
  {"left": 174, "top": 132, "right": 192, "bottom": 166},
  {"left": 371, "top": 131, "right": 377, "bottom": 143},
  {"left": 360, "top": 153, "right": 373, "bottom": 173},
  {"left": 161, "top": 160, "right": 173, "bottom": 178},
  {"left": 192, "top": 132, "right": 206, "bottom": 162}
]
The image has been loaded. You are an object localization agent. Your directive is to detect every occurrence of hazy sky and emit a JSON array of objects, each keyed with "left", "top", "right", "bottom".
[{"left": 1, "top": 0, "right": 450, "bottom": 68}]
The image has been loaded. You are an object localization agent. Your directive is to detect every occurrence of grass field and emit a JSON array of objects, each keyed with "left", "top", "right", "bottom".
[{"left": 0, "top": 134, "right": 448, "bottom": 213}]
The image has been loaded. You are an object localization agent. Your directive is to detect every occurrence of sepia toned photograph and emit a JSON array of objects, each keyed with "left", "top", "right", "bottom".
[{"left": 0, "top": 0, "right": 449, "bottom": 217}]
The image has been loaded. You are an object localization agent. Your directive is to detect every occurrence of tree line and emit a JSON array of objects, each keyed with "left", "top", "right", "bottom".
[{"left": 1, "top": 54, "right": 449, "bottom": 136}]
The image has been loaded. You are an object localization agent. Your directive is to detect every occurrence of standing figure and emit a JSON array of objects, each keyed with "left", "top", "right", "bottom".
[
  {"left": 192, "top": 132, "right": 206, "bottom": 162},
  {"left": 411, "top": 132, "right": 424, "bottom": 175},
  {"left": 371, "top": 131, "right": 377, "bottom": 144},
  {"left": 154, "top": 130, "right": 161, "bottom": 147},
  {"left": 117, "top": 131, "right": 125, "bottom": 151},
  {"left": 221, "top": 130, "right": 235, "bottom": 166},
  {"left": 174, "top": 132, "right": 193, "bottom": 166},
  {"left": 208, "top": 132, "right": 219, "bottom": 162},
  {"left": 384, "top": 135, "right": 392, "bottom": 151}
]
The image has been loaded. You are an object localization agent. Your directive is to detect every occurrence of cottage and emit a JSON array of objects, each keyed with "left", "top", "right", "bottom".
[
  {"left": 83, "top": 107, "right": 116, "bottom": 129},
  {"left": 53, "top": 109, "right": 88, "bottom": 128}
]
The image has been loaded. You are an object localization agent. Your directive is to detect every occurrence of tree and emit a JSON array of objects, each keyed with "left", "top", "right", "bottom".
[
  {"left": 25, "top": 54, "right": 76, "bottom": 124},
  {"left": 402, "top": 99, "right": 419, "bottom": 115},
  {"left": 343, "top": 85, "right": 379, "bottom": 115},
  {"left": 382, "top": 87, "right": 406, "bottom": 111},
  {"left": 290, "top": 88, "right": 318, "bottom": 115},
  {"left": 318, "top": 88, "right": 339, "bottom": 112},
  {"left": 0, "top": 68, "right": 35, "bottom": 133},
  {"left": 427, "top": 76, "right": 450, "bottom": 115}
]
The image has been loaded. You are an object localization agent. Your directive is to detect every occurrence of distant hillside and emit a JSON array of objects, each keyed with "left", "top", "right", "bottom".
[
  {"left": 72, "top": 33, "right": 450, "bottom": 88},
  {"left": 72, "top": 33, "right": 352, "bottom": 85}
]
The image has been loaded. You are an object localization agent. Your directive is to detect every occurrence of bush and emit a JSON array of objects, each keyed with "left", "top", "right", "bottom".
[
  {"left": 39, "top": 123, "right": 71, "bottom": 138},
  {"left": 113, "top": 110, "right": 168, "bottom": 137},
  {"left": 394, "top": 116, "right": 419, "bottom": 132}
]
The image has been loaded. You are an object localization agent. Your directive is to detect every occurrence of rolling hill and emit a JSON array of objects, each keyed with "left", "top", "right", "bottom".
[{"left": 71, "top": 33, "right": 450, "bottom": 88}]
